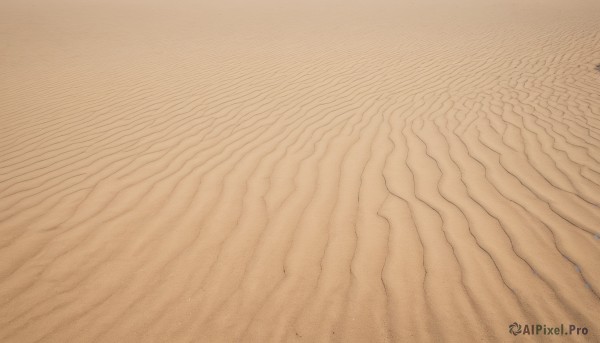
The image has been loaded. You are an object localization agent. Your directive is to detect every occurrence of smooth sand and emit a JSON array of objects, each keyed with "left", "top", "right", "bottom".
[{"left": 1, "top": 0, "right": 600, "bottom": 341}]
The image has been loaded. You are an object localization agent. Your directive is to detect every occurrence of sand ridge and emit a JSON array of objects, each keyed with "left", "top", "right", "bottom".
[{"left": 1, "top": 0, "right": 600, "bottom": 341}]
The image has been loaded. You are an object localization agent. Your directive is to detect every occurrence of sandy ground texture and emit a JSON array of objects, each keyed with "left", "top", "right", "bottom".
[{"left": 1, "top": 0, "right": 600, "bottom": 341}]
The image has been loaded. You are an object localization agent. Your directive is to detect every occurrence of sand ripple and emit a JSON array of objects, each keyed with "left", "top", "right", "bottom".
[{"left": 1, "top": 0, "right": 599, "bottom": 341}]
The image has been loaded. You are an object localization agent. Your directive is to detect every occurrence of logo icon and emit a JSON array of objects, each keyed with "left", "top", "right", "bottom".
[{"left": 509, "top": 322, "right": 522, "bottom": 336}]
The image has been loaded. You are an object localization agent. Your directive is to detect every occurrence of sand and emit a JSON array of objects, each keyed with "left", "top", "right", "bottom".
[{"left": 1, "top": 0, "right": 599, "bottom": 341}]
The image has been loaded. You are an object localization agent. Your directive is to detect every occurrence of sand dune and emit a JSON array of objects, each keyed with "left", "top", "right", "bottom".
[{"left": 1, "top": 0, "right": 600, "bottom": 341}]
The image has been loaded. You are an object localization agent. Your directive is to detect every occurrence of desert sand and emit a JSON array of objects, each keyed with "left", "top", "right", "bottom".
[{"left": 1, "top": 0, "right": 600, "bottom": 341}]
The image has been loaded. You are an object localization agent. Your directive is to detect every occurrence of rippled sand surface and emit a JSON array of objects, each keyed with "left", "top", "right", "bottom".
[{"left": 1, "top": 0, "right": 600, "bottom": 341}]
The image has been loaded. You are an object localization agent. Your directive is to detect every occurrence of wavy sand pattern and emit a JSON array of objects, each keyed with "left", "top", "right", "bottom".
[{"left": 1, "top": 0, "right": 600, "bottom": 341}]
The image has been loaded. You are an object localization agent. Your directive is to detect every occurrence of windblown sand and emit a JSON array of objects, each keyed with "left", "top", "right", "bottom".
[{"left": 1, "top": 0, "right": 600, "bottom": 341}]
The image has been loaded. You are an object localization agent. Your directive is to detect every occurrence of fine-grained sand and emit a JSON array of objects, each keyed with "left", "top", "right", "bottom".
[{"left": 1, "top": 0, "right": 599, "bottom": 341}]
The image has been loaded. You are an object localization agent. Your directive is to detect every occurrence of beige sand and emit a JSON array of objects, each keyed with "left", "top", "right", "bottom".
[{"left": 1, "top": 0, "right": 600, "bottom": 341}]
